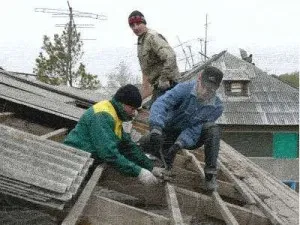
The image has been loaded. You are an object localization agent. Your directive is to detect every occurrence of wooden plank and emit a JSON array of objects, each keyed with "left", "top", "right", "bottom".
[
  {"left": 40, "top": 128, "right": 68, "bottom": 141},
  {"left": 100, "top": 165, "right": 243, "bottom": 206},
  {"left": 99, "top": 166, "right": 167, "bottom": 206},
  {"left": 179, "top": 151, "right": 244, "bottom": 203},
  {"left": 170, "top": 166, "right": 244, "bottom": 202},
  {"left": 218, "top": 160, "right": 256, "bottom": 205},
  {"left": 241, "top": 181, "right": 285, "bottom": 225},
  {"left": 182, "top": 150, "right": 205, "bottom": 179},
  {"left": 165, "top": 183, "right": 184, "bottom": 225},
  {"left": 0, "top": 112, "right": 14, "bottom": 122},
  {"left": 219, "top": 141, "right": 298, "bottom": 224},
  {"left": 82, "top": 195, "right": 170, "bottom": 225},
  {"left": 62, "top": 164, "right": 106, "bottom": 225},
  {"left": 212, "top": 191, "right": 239, "bottom": 225},
  {"left": 183, "top": 150, "right": 240, "bottom": 224},
  {"left": 175, "top": 187, "right": 270, "bottom": 225}
]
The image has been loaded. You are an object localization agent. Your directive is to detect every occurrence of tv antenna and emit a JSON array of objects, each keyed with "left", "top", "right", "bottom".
[
  {"left": 35, "top": 1, "right": 107, "bottom": 40},
  {"left": 35, "top": 1, "right": 107, "bottom": 86}
]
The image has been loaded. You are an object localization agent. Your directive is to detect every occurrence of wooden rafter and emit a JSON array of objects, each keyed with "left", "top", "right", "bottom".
[
  {"left": 62, "top": 164, "right": 106, "bottom": 225},
  {"left": 165, "top": 182, "right": 184, "bottom": 224},
  {"left": 0, "top": 112, "right": 14, "bottom": 122},
  {"left": 40, "top": 128, "right": 68, "bottom": 142},
  {"left": 175, "top": 187, "right": 270, "bottom": 225}
]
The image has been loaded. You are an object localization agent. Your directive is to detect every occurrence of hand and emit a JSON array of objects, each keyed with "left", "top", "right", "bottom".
[
  {"left": 150, "top": 130, "right": 163, "bottom": 156},
  {"left": 164, "top": 144, "right": 181, "bottom": 170},
  {"left": 158, "top": 80, "right": 170, "bottom": 90},
  {"left": 152, "top": 167, "right": 166, "bottom": 178},
  {"left": 138, "top": 168, "right": 158, "bottom": 185}
]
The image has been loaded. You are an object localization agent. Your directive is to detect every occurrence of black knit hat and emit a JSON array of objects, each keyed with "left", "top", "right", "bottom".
[
  {"left": 128, "top": 10, "right": 147, "bottom": 25},
  {"left": 114, "top": 84, "right": 142, "bottom": 108}
]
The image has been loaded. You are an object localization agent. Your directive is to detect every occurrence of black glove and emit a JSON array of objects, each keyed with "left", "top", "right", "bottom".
[
  {"left": 164, "top": 144, "right": 181, "bottom": 170},
  {"left": 150, "top": 130, "right": 163, "bottom": 157}
]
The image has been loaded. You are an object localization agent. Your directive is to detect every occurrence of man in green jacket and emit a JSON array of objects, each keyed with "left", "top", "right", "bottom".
[{"left": 64, "top": 84, "right": 163, "bottom": 185}]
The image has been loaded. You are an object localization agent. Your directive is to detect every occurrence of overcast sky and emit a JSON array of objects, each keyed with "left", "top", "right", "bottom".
[{"left": 1, "top": 0, "right": 299, "bottom": 83}]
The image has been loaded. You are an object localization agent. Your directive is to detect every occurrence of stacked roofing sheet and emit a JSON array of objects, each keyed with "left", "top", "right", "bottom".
[{"left": 0, "top": 124, "right": 93, "bottom": 210}]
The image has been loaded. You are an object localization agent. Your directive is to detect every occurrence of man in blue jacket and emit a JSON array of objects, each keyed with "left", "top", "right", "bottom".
[{"left": 140, "top": 66, "right": 224, "bottom": 191}]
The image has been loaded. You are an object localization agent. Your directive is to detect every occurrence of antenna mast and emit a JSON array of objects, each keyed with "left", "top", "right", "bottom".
[
  {"left": 204, "top": 14, "right": 210, "bottom": 61},
  {"left": 35, "top": 1, "right": 107, "bottom": 86}
]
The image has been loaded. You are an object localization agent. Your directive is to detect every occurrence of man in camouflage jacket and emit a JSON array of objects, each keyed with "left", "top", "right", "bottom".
[{"left": 128, "top": 10, "right": 180, "bottom": 106}]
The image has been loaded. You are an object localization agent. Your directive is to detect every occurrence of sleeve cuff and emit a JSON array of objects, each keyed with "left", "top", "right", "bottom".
[
  {"left": 175, "top": 140, "right": 183, "bottom": 149},
  {"left": 150, "top": 127, "right": 162, "bottom": 135}
]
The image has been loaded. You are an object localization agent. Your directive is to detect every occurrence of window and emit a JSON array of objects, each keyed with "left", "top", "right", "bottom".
[
  {"left": 224, "top": 81, "right": 249, "bottom": 96},
  {"left": 231, "top": 82, "right": 243, "bottom": 93}
]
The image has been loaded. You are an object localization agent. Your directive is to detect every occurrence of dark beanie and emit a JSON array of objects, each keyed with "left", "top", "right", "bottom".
[
  {"left": 114, "top": 84, "right": 142, "bottom": 108},
  {"left": 128, "top": 10, "right": 147, "bottom": 25}
]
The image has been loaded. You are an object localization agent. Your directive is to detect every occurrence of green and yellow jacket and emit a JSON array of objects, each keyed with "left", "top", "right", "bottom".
[{"left": 64, "top": 98, "right": 153, "bottom": 177}]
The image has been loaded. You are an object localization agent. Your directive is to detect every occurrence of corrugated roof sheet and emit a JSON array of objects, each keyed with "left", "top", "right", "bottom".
[
  {"left": 0, "top": 69, "right": 117, "bottom": 121},
  {"left": 0, "top": 124, "right": 93, "bottom": 210}
]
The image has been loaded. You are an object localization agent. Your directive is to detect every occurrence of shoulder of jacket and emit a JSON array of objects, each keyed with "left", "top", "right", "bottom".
[
  {"left": 146, "top": 29, "right": 158, "bottom": 36},
  {"left": 215, "top": 96, "right": 223, "bottom": 105},
  {"left": 178, "top": 80, "right": 196, "bottom": 89}
]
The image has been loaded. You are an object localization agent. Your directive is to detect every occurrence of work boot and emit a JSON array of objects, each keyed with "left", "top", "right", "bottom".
[{"left": 205, "top": 174, "right": 218, "bottom": 191}]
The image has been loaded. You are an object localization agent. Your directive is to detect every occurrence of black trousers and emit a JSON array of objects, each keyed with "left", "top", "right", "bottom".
[{"left": 139, "top": 122, "right": 220, "bottom": 174}]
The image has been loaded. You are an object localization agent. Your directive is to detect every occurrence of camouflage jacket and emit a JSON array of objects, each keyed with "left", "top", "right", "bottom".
[{"left": 137, "top": 29, "right": 180, "bottom": 86}]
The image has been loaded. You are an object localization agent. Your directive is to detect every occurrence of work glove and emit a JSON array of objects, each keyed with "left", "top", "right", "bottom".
[
  {"left": 149, "top": 129, "right": 163, "bottom": 157},
  {"left": 158, "top": 80, "right": 170, "bottom": 90},
  {"left": 164, "top": 144, "right": 181, "bottom": 170},
  {"left": 152, "top": 167, "right": 166, "bottom": 178},
  {"left": 138, "top": 168, "right": 158, "bottom": 186}
]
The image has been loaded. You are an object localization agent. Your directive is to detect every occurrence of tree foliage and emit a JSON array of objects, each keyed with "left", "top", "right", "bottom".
[
  {"left": 106, "top": 61, "right": 140, "bottom": 87},
  {"left": 278, "top": 71, "right": 299, "bottom": 88},
  {"left": 77, "top": 63, "right": 100, "bottom": 89},
  {"left": 33, "top": 23, "right": 100, "bottom": 89}
]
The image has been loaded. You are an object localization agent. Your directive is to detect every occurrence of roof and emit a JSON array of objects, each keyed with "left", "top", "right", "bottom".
[
  {"left": 0, "top": 69, "right": 115, "bottom": 121},
  {"left": 0, "top": 56, "right": 298, "bottom": 224}
]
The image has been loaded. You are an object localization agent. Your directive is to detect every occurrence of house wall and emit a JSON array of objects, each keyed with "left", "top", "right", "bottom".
[
  {"left": 220, "top": 125, "right": 299, "bottom": 158},
  {"left": 221, "top": 132, "right": 273, "bottom": 157}
]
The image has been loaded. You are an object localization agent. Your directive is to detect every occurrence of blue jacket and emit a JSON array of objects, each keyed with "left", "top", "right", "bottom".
[{"left": 149, "top": 80, "right": 223, "bottom": 148}]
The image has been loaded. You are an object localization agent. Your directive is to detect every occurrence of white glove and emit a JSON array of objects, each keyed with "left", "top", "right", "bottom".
[
  {"left": 152, "top": 167, "right": 165, "bottom": 178},
  {"left": 122, "top": 121, "right": 133, "bottom": 133},
  {"left": 158, "top": 80, "right": 170, "bottom": 90},
  {"left": 130, "top": 129, "right": 142, "bottom": 143},
  {"left": 138, "top": 168, "right": 158, "bottom": 185}
]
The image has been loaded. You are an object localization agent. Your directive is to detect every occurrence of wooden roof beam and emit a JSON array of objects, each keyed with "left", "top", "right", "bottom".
[
  {"left": 62, "top": 164, "right": 106, "bottom": 225},
  {"left": 176, "top": 187, "right": 270, "bottom": 225},
  {"left": 82, "top": 195, "right": 170, "bottom": 225},
  {"left": 165, "top": 182, "right": 184, "bottom": 224},
  {"left": 40, "top": 128, "right": 68, "bottom": 142},
  {"left": 0, "top": 112, "right": 14, "bottom": 122}
]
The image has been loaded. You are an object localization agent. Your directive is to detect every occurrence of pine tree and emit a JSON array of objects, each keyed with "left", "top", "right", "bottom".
[{"left": 33, "top": 24, "right": 100, "bottom": 89}]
